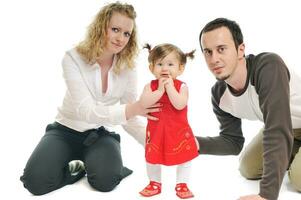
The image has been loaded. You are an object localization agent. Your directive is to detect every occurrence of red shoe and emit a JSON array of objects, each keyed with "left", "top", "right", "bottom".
[
  {"left": 175, "top": 183, "right": 194, "bottom": 199},
  {"left": 139, "top": 181, "right": 162, "bottom": 197}
]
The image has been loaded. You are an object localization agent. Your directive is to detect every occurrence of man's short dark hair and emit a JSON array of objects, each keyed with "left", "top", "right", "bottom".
[{"left": 199, "top": 18, "right": 244, "bottom": 51}]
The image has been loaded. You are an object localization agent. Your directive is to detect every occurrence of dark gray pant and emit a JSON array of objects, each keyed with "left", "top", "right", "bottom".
[{"left": 20, "top": 122, "right": 132, "bottom": 195}]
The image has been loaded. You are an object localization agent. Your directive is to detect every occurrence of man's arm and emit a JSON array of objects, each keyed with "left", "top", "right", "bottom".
[
  {"left": 196, "top": 82, "right": 245, "bottom": 155},
  {"left": 253, "top": 53, "right": 294, "bottom": 200}
]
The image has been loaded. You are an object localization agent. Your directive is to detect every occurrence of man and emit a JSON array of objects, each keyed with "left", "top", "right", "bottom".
[{"left": 197, "top": 18, "right": 301, "bottom": 200}]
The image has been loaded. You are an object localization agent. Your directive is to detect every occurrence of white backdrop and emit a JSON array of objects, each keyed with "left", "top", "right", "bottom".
[{"left": 1, "top": 0, "right": 300, "bottom": 199}]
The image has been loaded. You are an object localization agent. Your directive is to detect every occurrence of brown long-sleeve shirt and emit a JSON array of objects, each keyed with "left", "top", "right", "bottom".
[{"left": 197, "top": 53, "right": 301, "bottom": 200}]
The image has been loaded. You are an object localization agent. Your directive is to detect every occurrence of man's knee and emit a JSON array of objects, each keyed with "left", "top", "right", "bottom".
[
  {"left": 289, "top": 150, "right": 301, "bottom": 191},
  {"left": 87, "top": 173, "right": 121, "bottom": 192},
  {"left": 289, "top": 170, "right": 301, "bottom": 191},
  {"left": 239, "top": 154, "right": 262, "bottom": 179}
]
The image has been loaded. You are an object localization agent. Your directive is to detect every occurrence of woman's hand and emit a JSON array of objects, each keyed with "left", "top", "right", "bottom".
[{"left": 126, "top": 101, "right": 161, "bottom": 120}]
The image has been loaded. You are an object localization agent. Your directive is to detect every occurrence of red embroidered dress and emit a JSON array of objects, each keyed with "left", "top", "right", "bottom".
[{"left": 145, "top": 79, "right": 198, "bottom": 166}]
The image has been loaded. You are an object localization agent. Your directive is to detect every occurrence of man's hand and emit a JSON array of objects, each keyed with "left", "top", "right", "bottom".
[{"left": 238, "top": 194, "right": 267, "bottom": 200}]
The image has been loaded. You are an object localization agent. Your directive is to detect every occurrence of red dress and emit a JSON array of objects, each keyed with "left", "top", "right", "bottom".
[{"left": 145, "top": 79, "right": 198, "bottom": 166}]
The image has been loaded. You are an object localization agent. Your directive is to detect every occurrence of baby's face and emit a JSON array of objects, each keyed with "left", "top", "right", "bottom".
[{"left": 151, "top": 52, "right": 183, "bottom": 79}]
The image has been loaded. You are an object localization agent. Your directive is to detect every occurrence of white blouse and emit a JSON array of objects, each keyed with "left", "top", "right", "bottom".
[{"left": 55, "top": 48, "right": 145, "bottom": 145}]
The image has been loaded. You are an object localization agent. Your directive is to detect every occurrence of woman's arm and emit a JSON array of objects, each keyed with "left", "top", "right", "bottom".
[
  {"left": 62, "top": 52, "right": 160, "bottom": 126},
  {"left": 139, "top": 82, "right": 164, "bottom": 108},
  {"left": 120, "top": 71, "right": 161, "bottom": 146}
]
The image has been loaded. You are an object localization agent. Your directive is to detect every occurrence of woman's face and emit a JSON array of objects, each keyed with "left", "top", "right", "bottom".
[{"left": 105, "top": 12, "right": 134, "bottom": 54}]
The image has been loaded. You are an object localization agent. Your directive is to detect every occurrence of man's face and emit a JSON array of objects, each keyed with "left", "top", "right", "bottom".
[{"left": 201, "top": 27, "right": 244, "bottom": 81}]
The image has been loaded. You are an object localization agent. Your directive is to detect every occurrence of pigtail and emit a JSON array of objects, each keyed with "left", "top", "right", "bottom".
[
  {"left": 143, "top": 43, "right": 152, "bottom": 53},
  {"left": 185, "top": 49, "right": 196, "bottom": 60}
]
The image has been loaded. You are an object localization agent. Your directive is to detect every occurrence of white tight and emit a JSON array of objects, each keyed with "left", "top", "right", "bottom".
[{"left": 146, "top": 161, "right": 191, "bottom": 183}]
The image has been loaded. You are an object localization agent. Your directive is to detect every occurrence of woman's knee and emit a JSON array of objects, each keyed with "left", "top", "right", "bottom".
[
  {"left": 21, "top": 167, "right": 57, "bottom": 195},
  {"left": 20, "top": 161, "right": 64, "bottom": 195},
  {"left": 87, "top": 172, "right": 121, "bottom": 192},
  {"left": 85, "top": 135, "right": 124, "bottom": 192}
]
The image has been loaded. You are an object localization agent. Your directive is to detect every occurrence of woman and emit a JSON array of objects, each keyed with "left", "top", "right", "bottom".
[{"left": 20, "top": 2, "right": 158, "bottom": 195}]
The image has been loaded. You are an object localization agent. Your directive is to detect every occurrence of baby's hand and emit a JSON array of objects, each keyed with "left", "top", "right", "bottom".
[
  {"left": 157, "top": 78, "right": 166, "bottom": 92},
  {"left": 164, "top": 76, "right": 174, "bottom": 90}
]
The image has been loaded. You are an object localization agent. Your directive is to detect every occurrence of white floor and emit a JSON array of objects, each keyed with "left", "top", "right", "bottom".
[
  {"left": 8, "top": 125, "right": 301, "bottom": 200},
  {"left": 2, "top": 1, "right": 301, "bottom": 199}
]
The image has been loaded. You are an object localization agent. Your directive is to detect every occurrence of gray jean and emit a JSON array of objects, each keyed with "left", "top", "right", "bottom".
[{"left": 20, "top": 122, "right": 132, "bottom": 195}]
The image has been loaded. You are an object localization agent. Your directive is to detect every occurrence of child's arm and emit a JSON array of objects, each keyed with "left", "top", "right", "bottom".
[
  {"left": 165, "top": 79, "right": 188, "bottom": 110},
  {"left": 139, "top": 80, "right": 165, "bottom": 108}
]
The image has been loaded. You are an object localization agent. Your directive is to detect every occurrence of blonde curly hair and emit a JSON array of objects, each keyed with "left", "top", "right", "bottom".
[{"left": 76, "top": 2, "right": 138, "bottom": 74}]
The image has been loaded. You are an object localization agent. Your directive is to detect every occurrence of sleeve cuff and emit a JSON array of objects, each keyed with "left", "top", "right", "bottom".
[{"left": 109, "top": 104, "right": 127, "bottom": 125}]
